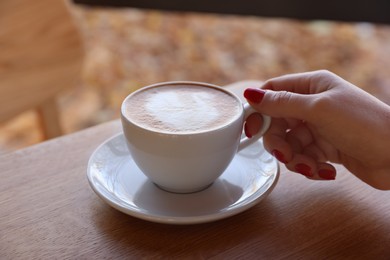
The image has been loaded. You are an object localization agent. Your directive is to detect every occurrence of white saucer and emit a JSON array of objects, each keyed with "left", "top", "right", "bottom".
[{"left": 87, "top": 134, "right": 279, "bottom": 225}]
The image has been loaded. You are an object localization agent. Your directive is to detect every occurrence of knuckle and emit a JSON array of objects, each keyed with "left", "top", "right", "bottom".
[
  {"left": 311, "top": 94, "right": 331, "bottom": 110},
  {"left": 306, "top": 95, "right": 332, "bottom": 122},
  {"left": 310, "top": 70, "right": 337, "bottom": 86},
  {"left": 315, "top": 69, "right": 334, "bottom": 77},
  {"left": 272, "top": 90, "right": 293, "bottom": 106}
]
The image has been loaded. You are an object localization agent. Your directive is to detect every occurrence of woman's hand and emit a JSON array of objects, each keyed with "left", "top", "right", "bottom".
[{"left": 244, "top": 70, "right": 390, "bottom": 190}]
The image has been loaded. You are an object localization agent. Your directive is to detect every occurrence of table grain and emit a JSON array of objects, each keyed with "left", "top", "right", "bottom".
[{"left": 1, "top": 82, "right": 390, "bottom": 259}]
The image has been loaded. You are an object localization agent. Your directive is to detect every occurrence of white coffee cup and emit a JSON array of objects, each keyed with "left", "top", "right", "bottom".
[{"left": 121, "top": 81, "right": 271, "bottom": 193}]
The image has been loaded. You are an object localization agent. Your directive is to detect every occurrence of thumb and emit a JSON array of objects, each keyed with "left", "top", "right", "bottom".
[{"left": 243, "top": 88, "right": 311, "bottom": 120}]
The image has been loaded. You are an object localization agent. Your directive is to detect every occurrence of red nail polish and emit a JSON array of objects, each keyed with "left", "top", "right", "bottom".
[
  {"left": 244, "top": 123, "right": 252, "bottom": 138},
  {"left": 244, "top": 88, "right": 265, "bottom": 104},
  {"left": 272, "top": 150, "right": 288, "bottom": 164},
  {"left": 318, "top": 169, "right": 336, "bottom": 180},
  {"left": 295, "top": 163, "right": 313, "bottom": 177}
]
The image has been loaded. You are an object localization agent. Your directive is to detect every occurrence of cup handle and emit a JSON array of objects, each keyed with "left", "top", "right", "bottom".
[{"left": 237, "top": 103, "right": 271, "bottom": 152}]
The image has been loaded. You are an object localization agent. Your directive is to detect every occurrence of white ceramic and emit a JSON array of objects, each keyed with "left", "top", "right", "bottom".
[
  {"left": 121, "top": 81, "right": 271, "bottom": 193},
  {"left": 87, "top": 134, "right": 279, "bottom": 225}
]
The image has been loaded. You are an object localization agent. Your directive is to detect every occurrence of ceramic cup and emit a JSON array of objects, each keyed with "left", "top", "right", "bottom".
[{"left": 121, "top": 81, "right": 271, "bottom": 193}]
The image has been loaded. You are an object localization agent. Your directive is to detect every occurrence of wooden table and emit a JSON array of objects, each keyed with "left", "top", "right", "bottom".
[{"left": 1, "top": 82, "right": 390, "bottom": 259}]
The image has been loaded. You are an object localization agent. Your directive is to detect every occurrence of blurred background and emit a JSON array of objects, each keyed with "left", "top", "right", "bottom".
[{"left": 1, "top": 1, "right": 390, "bottom": 154}]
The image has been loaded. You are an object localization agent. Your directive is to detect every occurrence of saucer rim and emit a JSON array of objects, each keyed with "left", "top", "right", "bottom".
[{"left": 87, "top": 133, "right": 279, "bottom": 225}]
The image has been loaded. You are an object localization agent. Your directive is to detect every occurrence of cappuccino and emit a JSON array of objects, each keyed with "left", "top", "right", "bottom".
[{"left": 123, "top": 83, "right": 242, "bottom": 134}]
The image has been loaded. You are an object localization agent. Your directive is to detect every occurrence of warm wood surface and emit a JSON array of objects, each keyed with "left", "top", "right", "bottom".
[{"left": 1, "top": 82, "right": 390, "bottom": 259}]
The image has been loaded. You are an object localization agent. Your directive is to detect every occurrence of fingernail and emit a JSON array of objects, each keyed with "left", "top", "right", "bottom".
[
  {"left": 295, "top": 163, "right": 313, "bottom": 177},
  {"left": 244, "top": 123, "right": 252, "bottom": 138},
  {"left": 318, "top": 169, "right": 336, "bottom": 180},
  {"left": 272, "top": 150, "right": 288, "bottom": 164},
  {"left": 244, "top": 88, "right": 265, "bottom": 104}
]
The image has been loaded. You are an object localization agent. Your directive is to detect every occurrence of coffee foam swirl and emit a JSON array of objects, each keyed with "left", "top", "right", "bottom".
[{"left": 124, "top": 85, "right": 241, "bottom": 133}]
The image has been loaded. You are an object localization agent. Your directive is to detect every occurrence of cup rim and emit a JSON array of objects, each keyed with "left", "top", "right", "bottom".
[{"left": 121, "top": 81, "right": 244, "bottom": 136}]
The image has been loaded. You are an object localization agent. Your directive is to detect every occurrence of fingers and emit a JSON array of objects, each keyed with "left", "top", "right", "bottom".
[
  {"left": 262, "top": 71, "right": 316, "bottom": 93},
  {"left": 244, "top": 113, "right": 263, "bottom": 138},
  {"left": 262, "top": 70, "right": 339, "bottom": 94},
  {"left": 243, "top": 70, "right": 342, "bottom": 182},
  {"left": 286, "top": 123, "right": 314, "bottom": 152},
  {"left": 243, "top": 71, "right": 336, "bottom": 120},
  {"left": 243, "top": 70, "right": 344, "bottom": 127},
  {"left": 245, "top": 116, "right": 336, "bottom": 181},
  {"left": 283, "top": 154, "right": 336, "bottom": 181},
  {"left": 263, "top": 118, "right": 293, "bottom": 164},
  {"left": 243, "top": 88, "right": 311, "bottom": 120},
  {"left": 317, "top": 163, "right": 337, "bottom": 180}
]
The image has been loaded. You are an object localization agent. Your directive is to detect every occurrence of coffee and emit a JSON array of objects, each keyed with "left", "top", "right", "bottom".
[
  {"left": 121, "top": 81, "right": 271, "bottom": 193},
  {"left": 123, "top": 84, "right": 242, "bottom": 134}
]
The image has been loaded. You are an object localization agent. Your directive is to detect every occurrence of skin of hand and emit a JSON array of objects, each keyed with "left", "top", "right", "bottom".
[{"left": 243, "top": 70, "right": 390, "bottom": 190}]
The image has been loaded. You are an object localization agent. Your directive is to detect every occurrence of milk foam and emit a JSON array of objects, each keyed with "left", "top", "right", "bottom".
[{"left": 124, "top": 85, "right": 241, "bottom": 133}]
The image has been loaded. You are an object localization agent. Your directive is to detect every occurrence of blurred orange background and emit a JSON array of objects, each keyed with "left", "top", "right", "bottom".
[{"left": 1, "top": 4, "right": 390, "bottom": 154}]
